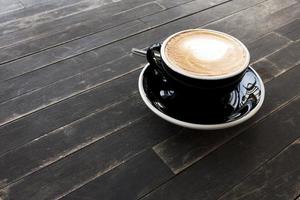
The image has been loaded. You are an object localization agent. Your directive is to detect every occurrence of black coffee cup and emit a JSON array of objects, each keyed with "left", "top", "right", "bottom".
[{"left": 146, "top": 29, "right": 250, "bottom": 95}]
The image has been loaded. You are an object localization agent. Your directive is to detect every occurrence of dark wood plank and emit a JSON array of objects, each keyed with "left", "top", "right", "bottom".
[
  {"left": 0, "top": 115, "right": 179, "bottom": 200},
  {"left": 1, "top": 0, "right": 260, "bottom": 160},
  {"left": 140, "top": 0, "right": 231, "bottom": 27},
  {"left": 0, "top": 0, "right": 234, "bottom": 102},
  {"left": 218, "top": 138, "right": 300, "bottom": 200},
  {"left": 19, "top": 0, "right": 85, "bottom": 7},
  {"left": 0, "top": 19, "right": 148, "bottom": 81},
  {"left": 0, "top": 0, "right": 23, "bottom": 15},
  {"left": 248, "top": 32, "right": 291, "bottom": 62},
  {"left": 0, "top": 0, "right": 117, "bottom": 36},
  {"left": 142, "top": 95, "right": 300, "bottom": 200},
  {"left": 0, "top": 70, "right": 140, "bottom": 156},
  {"left": 153, "top": 130, "right": 235, "bottom": 174},
  {"left": 5, "top": 0, "right": 296, "bottom": 80},
  {"left": 152, "top": 64, "right": 300, "bottom": 174},
  {"left": 146, "top": 4, "right": 300, "bottom": 173},
  {"left": 0, "top": 0, "right": 151, "bottom": 26},
  {"left": 0, "top": 0, "right": 154, "bottom": 42},
  {"left": 275, "top": 19, "right": 300, "bottom": 41},
  {"left": 252, "top": 59, "right": 283, "bottom": 82},
  {"left": 0, "top": 0, "right": 239, "bottom": 97},
  {"left": 0, "top": 1, "right": 163, "bottom": 64},
  {"left": 0, "top": 45, "right": 125, "bottom": 103},
  {"left": 139, "top": 0, "right": 267, "bottom": 28},
  {"left": 122, "top": 0, "right": 297, "bottom": 53},
  {"left": 156, "top": 0, "right": 196, "bottom": 9},
  {"left": 0, "top": 0, "right": 296, "bottom": 145},
  {"left": 267, "top": 41, "right": 300, "bottom": 70},
  {"left": 61, "top": 150, "right": 174, "bottom": 200},
  {"left": 0, "top": 1, "right": 298, "bottom": 200},
  {"left": 0, "top": 0, "right": 82, "bottom": 24},
  {"left": 0, "top": 95, "right": 149, "bottom": 187},
  {"left": 0, "top": 0, "right": 296, "bottom": 149},
  {"left": 0, "top": 0, "right": 267, "bottom": 81},
  {"left": 0, "top": 0, "right": 261, "bottom": 99},
  {"left": 204, "top": 0, "right": 300, "bottom": 44},
  {"left": 0, "top": 54, "right": 145, "bottom": 125}
]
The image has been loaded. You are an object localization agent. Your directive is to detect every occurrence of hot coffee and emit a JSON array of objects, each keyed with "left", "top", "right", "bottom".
[{"left": 164, "top": 29, "right": 248, "bottom": 76}]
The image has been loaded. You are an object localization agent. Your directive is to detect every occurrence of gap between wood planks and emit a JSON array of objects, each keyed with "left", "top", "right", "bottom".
[
  {"left": 0, "top": 0, "right": 262, "bottom": 81},
  {"left": 215, "top": 135, "right": 300, "bottom": 200},
  {"left": 0, "top": 31, "right": 297, "bottom": 128},
  {"left": 0, "top": 63, "right": 144, "bottom": 127},
  {"left": 55, "top": 149, "right": 150, "bottom": 200},
  {"left": 0, "top": 93, "right": 150, "bottom": 189},
  {"left": 0, "top": 0, "right": 221, "bottom": 65},
  {"left": 0, "top": 1, "right": 296, "bottom": 167},
  {"left": 1, "top": 69, "right": 298, "bottom": 196},
  {"left": 0, "top": 1, "right": 298, "bottom": 197},
  {"left": 0, "top": 0, "right": 290, "bottom": 128},
  {"left": 0, "top": 1, "right": 162, "bottom": 60},
  {"left": 135, "top": 95, "right": 300, "bottom": 200}
]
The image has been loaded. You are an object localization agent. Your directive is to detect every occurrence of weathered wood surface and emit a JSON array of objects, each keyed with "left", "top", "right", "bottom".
[
  {"left": 0, "top": 0, "right": 23, "bottom": 15},
  {"left": 0, "top": 0, "right": 299, "bottom": 199},
  {"left": 218, "top": 138, "right": 300, "bottom": 200},
  {"left": 142, "top": 96, "right": 300, "bottom": 200},
  {"left": 153, "top": 63, "right": 300, "bottom": 174}
]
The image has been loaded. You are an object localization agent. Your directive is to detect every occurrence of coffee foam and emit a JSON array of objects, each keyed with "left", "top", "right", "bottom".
[{"left": 164, "top": 30, "right": 248, "bottom": 76}]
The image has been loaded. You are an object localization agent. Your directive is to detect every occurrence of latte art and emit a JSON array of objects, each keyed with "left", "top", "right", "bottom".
[{"left": 164, "top": 30, "right": 248, "bottom": 76}]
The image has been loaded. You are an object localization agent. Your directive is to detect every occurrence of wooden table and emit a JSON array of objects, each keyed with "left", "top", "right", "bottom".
[{"left": 0, "top": 0, "right": 299, "bottom": 199}]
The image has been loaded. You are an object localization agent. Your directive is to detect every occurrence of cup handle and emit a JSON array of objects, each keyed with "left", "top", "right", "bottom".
[{"left": 146, "top": 43, "right": 163, "bottom": 71}]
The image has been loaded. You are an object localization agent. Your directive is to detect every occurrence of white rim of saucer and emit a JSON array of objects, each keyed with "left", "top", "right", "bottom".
[
  {"left": 138, "top": 63, "right": 265, "bottom": 130},
  {"left": 161, "top": 29, "right": 251, "bottom": 80}
]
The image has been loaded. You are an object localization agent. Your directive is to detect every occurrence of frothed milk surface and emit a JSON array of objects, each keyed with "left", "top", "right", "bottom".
[{"left": 164, "top": 30, "right": 248, "bottom": 76}]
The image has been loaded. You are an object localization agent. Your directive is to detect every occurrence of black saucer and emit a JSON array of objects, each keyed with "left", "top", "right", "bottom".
[{"left": 138, "top": 64, "right": 265, "bottom": 130}]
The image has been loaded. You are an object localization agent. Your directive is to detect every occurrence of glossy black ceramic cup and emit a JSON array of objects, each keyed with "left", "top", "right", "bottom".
[{"left": 146, "top": 29, "right": 250, "bottom": 96}]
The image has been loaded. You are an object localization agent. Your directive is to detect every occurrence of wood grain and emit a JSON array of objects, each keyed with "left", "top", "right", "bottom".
[
  {"left": 0, "top": 0, "right": 299, "bottom": 199},
  {"left": 19, "top": 0, "right": 85, "bottom": 7},
  {"left": 0, "top": 70, "right": 140, "bottom": 156},
  {"left": 0, "top": 55, "right": 145, "bottom": 125},
  {"left": 0, "top": 0, "right": 83, "bottom": 24},
  {"left": 140, "top": 0, "right": 231, "bottom": 27},
  {"left": 0, "top": 115, "right": 178, "bottom": 200},
  {"left": 267, "top": 41, "right": 300, "bottom": 70},
  {"left": 0, "top": 0, "right": 115, "bottom": 36},
  {"left": 61, "top": 150, "right": 174, "bottom": 200},
  {"left": 248, "top": 32, "right": 291, "bottom": 62},
  {"left": 218, "top": 138, "right": 300, "bottom": 200},
  {"left": 252, "top": 59, "right": 282, "bottom": 82},
  {"left": 0, "top": 0, "right": 271, "bottom": 121},
  {"left": 0, "top": 45, "right": 125, "bottom": 103},
  {"left": 153, "top": 64, "right": 300, "bottom": 174},
  {"left": 0, "top": 20, "right": 148, "bottom": 81},
  {"left": 275, "top": 18, "right": 300, "bottom": 41},
  {"left": 0, "top": 0, "right": 268, "bottom": 82},
  {"left": 204, "top": 0, "right": 300, "bottom": 44},
  {"left": 0, "top": 96, "right": 149, "bottom": 187},
  {"left": 0, "top": 0, "right": 23, "bottom": 15},
  {"left": 0, "top": 1, "right": 163, "bottom": 64},
  {"left": 142, "top": 96, "right": 300, "bottom": 200}
]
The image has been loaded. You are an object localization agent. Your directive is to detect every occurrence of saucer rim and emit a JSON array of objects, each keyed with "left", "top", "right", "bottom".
[{"left": 138, "top": 63, "right": 265, "bottom": 130}]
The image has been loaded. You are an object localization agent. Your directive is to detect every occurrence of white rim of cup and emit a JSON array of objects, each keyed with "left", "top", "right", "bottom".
[
  {"left": 160, "top": 29, "right": 251, "bottom": 80},
  {"left": 138, "top": 64, "right": 265, "bottom": 130}
]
